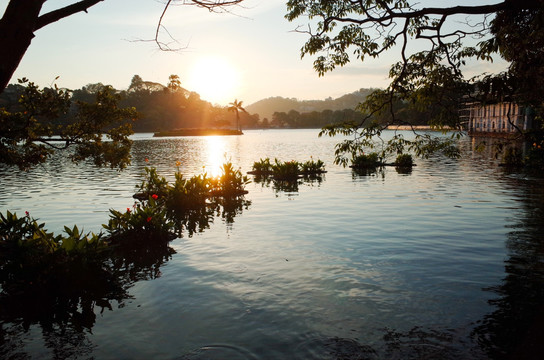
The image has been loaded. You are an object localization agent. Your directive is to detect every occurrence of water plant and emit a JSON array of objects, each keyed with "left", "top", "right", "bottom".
[
  {"left": 104, "top": 195, "right": 176, "bottom": 241},
  {"left": 394, "top": 153, "right": 414, "bottom": 168},
  {"left": 300, "top": 158, "right": 326, "bottom": 175},
  {"left": 0, "top": 211, "right": 106, "bottom": 257},
  {"left": 351, "top": 152, "right": 380, "bottom": 169},
  {"left": 134, "top": 167, "right": 169, "bottom": 200},
  {"left": 209, "top": 162, "right": 250, "bottom": 197},
  {"left": 167, "top": 172, "right": 211, "bottom": 211},
  {"left": 250, "top": 157, "right": 273, "bottom": 175},
  {"left": 0, "top": 211, "right": 108, "bottom": 296},
  {"left": 272, "top": 159, "right": 300, "bottom": 180}
]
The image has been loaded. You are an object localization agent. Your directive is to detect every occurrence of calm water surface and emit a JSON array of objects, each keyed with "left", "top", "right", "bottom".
[{"left": 1, "top": 129, "right": 543, "bottom": 359}]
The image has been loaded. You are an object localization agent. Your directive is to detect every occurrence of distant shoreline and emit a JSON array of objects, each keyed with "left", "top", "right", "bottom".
[
  {"left": 386, "top": 125, "right": 450, "bottom": 131},
  {"left": 153, "top": 129, "right": 243, "bottom": 137}
]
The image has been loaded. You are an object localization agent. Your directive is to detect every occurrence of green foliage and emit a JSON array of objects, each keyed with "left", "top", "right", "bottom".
[
  {"left": 167, "top": 172, "right": 211, "bottom": 211},
  {"left": 0, "top": 210, "right": 106, "bottom": 257},
  {"left": 286, "top": 1, "right": 543, "bottom": 161},
  {"left": 118, "top": 163, "right": 251, "bottom": 238},
  {"left": 352, "top": 152, "right": 380, "bottom": 169},
  {"left": 0, "top": 79, "right": 137, "bottom": 170},
  {"left": 68, "top": 86, "right": 137, "bottom": 169},
  {"left": 136, "top": 167, "right": 170, "bottom": 198},
  {"left": 209, "top": 162, "right": 250, "bottom": 197},
  {"left": 394, "top": 153, "right": 414, "bottom": 167},
  {"left": 272, "top": 159, "right": 301, "bottom": 180},
  {"left": 0, "top": 211, "right": 108, "bottom": 296},
  {"left": 300, "top": 158, "right": 326, "bottom": 174},
  {"left": 250, "top": 157, "right": 326, "bottom": 179},
  {"left": 251, "top": 157, "right": 273, "bottom": 174},
  {"left": 104, "top": 197, "right": 175, "bottom": 240}
]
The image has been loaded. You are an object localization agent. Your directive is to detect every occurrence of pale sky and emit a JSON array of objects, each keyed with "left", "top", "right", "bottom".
[{"left": 3, "top": 0, "right": 506, "bottom": 106}]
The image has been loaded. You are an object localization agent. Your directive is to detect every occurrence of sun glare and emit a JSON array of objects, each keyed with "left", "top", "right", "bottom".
[
  {"left": 205, "top": 136, "right": 227, "bottom": 178},
  {"left": 187, "top": 57, "right": 240, "bottom": 105}
]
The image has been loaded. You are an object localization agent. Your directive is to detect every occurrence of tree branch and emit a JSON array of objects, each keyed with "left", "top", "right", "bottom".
[
  {"left": 329, "top": 3, "right": 515, "bottom": 27},
  {"left": 35, "top": 0, "right": 104, "bottom": 31}
]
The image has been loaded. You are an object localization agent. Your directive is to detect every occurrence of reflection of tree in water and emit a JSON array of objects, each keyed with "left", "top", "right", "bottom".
[
  {"left": 252, "top": 174, "right": 324, "bottom": 195},
  {"left": 351, "top": 167, "right": 386, "bottom": 178},
  {"left": 472, "top": 179, "right": 544, "bottom": 359},
  {"left": 212, "top": 197, "right": 251, "bottom": 225},
  {"left": 0, "top": 200, "right": 249, "bottom": 358}
]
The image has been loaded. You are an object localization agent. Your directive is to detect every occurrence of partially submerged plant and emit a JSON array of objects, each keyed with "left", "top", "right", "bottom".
[
  {"left": 0, "top": 211, "right": 108, "bottom": 295},
  {"left": 210, "top": 162, "right": 250, "bottom": 197},
  {"left": 104, "top": 195, "right": 175, "bottom": 241},
  {"left": 394, "top": 153, "right": 414, "bottom": 168},
  {"left": 272, "top": 159, "right": 300, "bottom": 180},
  {"left": 351, "top": 152, "right": 380, "bottom": 169},
  {"left": 250, "top": 158, "right": 273, "bottom": 174},
  {"left": 300, "top": 158, "right": 326, "bottom": 175},
  {"left": 134, "top": 167, "right": 169, "bottom": 200}
]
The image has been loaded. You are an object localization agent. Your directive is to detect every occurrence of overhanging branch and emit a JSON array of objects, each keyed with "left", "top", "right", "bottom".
[{"left": 35, "top": 0, "right": 104, "bottom": 31}]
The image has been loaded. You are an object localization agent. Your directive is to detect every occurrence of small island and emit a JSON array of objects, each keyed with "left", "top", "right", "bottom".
[{"left": 153, "top": 129, "right": 243, "bottom": 137}]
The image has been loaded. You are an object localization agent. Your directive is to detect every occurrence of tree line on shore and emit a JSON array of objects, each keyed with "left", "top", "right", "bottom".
[
  {"left": 0, "top": 74, "right": 258, "bottom": 132},
  {"left": 0, "top": 75, "right": 442, "bottom": 134}
]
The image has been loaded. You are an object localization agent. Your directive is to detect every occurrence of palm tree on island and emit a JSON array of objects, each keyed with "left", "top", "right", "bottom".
[{"left": 228, "top": 99, "right": 247, "bottom": 132}]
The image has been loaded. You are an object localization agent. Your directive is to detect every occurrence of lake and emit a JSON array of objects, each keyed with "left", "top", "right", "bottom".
[{"left": 1, "top": 129, "right": 543, "bottom": 359}]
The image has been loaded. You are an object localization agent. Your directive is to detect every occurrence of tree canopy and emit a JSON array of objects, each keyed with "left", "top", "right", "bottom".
[
  {"left": 0, "top": 75, "right": 264, "bottom": 169},
  {"left": 0, "top": 0, "right": 245, "bottom": 95},
  {"left": 0, "top": 79, "right": 137, "bottom": 170},
  {"left": 0, "top": 0, "right": 246, "bottom": 170},
  {"left": 285, "top": 0, "right": 544, "bottom": 164}
]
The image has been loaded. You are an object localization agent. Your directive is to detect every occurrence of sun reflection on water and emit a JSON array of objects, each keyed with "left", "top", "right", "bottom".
[{"left": 205, "top": 136, "right": 227, "bottom": 178}]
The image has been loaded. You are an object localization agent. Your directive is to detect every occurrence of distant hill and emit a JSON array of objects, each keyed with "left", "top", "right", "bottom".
[{"left": 246, "top": 88, "right": 379, "bottom": 120}]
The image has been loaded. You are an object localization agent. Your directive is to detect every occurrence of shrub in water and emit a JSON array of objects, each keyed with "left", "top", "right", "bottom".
[
  {"left": 300, "top": 158, "right": 326, "bottom": 175},
  {"left": 251, "top": 158, "right": 273, "bottom": 174},
  {"left": 0, "top": 211, "right": 108, "bottom": 293},
  {"left": 272, "top": 159, "right": 300, "bottom": 180},
  {"left": 352, "top": 153, "right": 380, "bottom": 168},
  {"left": 210, "top": 162, "right": 250, "bottom": 197},
  {"left": 394, "top": 154, "right": 414, "bottom": 167}
]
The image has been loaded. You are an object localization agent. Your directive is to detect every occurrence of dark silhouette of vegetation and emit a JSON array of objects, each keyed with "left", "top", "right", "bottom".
[
  {"left": 0, "top": 1, "right": 246, "bottom": 94},
  {"left": 249, "top": 157, "right": 326, "bottom": 180},
  {"left": 0, "top": 75, "right": 262, "bottom": 168},
  {"left": 286, "top": 0, "right": 544, "bottom": 165},
  {"left": 0, "top": 79, "right": 136, "bottom": 170},
  {"left": 228, "top": 99, "right": 247, "bottom": 131},
  {"left": 0, "top": 160, "right": 251, "bottom": 357}
]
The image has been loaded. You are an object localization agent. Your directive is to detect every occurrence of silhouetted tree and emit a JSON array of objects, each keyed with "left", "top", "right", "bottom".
[
  {"left": 0, "top": 0, "right": 247, "bottom": 94},
  {"left": 286, "top": 0, "right": 544, "bottom": 163},
  {"left": 228, "top": 99, "right": 247, "bottom": 131}
]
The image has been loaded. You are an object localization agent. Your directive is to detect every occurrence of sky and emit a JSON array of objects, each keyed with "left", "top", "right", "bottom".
[{"left": 3, "top": 0, "right": 507, "bottom": 106}]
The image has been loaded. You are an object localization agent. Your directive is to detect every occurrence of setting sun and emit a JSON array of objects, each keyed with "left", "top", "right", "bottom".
[{"left": 186, "top": 56, "right": 240, "bottom": 105}]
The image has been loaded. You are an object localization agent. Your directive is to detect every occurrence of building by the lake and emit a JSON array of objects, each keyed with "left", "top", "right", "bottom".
[{"left": 463, "top": 102, "right": 535, "bottom": 135}]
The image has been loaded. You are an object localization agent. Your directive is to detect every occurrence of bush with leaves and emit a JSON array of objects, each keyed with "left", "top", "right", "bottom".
[
  {"left": 272, "top": 159, "right": 300, "bottom": 180},
  {"left": 250, "top": 157, "right": 273, "bottom": 175},
  {"left": 394, "top": 154, "right": 414, "bottom": 168},
  {"left": 0, "top": 79, "right": 137, "bottom": 170},
  {"left": 210, "top": 162, "right": 250, "bottom": 197},
  {"left": 103, "top": 195, "right": 175, "bottom": 241},
  {"left": 0, "top": 211, "right": 108, "bottom": 294},
  {"left": 351, "top": 152, "right": 381, "bottom": 169},
  {"left": 300, "top": 158, "right": 326, "bottom": 175}
]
